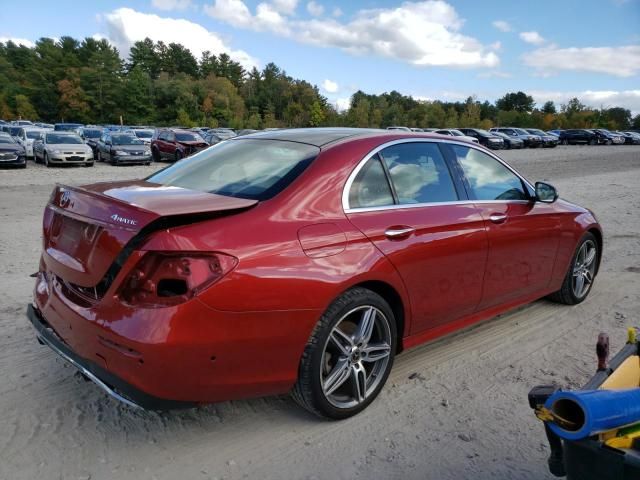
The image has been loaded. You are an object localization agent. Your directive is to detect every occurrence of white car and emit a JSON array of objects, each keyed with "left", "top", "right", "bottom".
[
  {"left": 15, "top": 127, "right": 48, "bottom": 158},
  {"left": 131, "top": 128, "right": 154, "bottom": 144},
  {"left": 434, "top": 129, "right": 480, "bottom": 144}
]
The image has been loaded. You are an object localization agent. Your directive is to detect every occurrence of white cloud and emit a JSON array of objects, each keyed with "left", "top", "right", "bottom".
[
  {"left": 492, "top": 20, "right": 511, "bottom": 32},
  {"left": 151, "top": 0, "right": 192, "bottom": 10},
  {"left": 332, "top": 7, "right": 343, "bottom": 17},
  {"left": 322, "top": 79, "right": 338, "bottom": 93},
  {"left": 531, "top": 89, "right": 640, "bottom": 114},
  {"left": 101, "top": 7, "right": 258, "bottom": 69},
  {"left": 205, "top": 0, "right": 500, "bottom": 68},
  {"left": 307, "top": 1, "right": 324, "bottom": 16},
  {"left": 0, "top": 37, "right": 35, "bottom": 48},
  {"left": 335, "top": 97, "right": 351, "bottom": 111},
  {"left": 519, "top": 31, "right": 545, "bottom": 45},
  {"left": 524, "top": 45, "right": 640, "bottom": 77},
  {"left": 271, "top": 0, "right": 298, "bottom": 15}
]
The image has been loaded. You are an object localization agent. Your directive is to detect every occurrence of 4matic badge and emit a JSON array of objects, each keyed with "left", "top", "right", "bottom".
[{"left": 110, "top": 214, "right": 138, "bottom": 226}]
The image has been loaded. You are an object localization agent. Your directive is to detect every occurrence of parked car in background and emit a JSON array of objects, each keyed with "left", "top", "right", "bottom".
[
  {"left": 457, "top": 128, "right": 505, "bottom": 149},
  {"left": 525, "top": 129, "right": 558, "bottom": 148},
  {"left": 434, "top": 129, "right": 480, "bottom": 144},
  {"left": 203, "top": 131, "right": 225, "bottom": 146},
  {"left": 33, "top": 132, "right": 93, "bottom": 167},
  {"left": 96, "top": 133, "right": 152, "bottom": 165},
  {"left": 0, "top": 133, "right": 26, "bottom": 168},
  {"left": 14, "top": 128, "right": 47, "bottom": 158},
  {"left": 548, "top": 130, "right": 562, "bottom": 138},
  {"left": 6, "top": 125, "right": 23, "bottom": 138},
  {"left": 558, "top": 129, "right": 598, "bottom": 145},
  {"left": 34, "top": 122, "right": 54, "bottom": 129},
  {"left": 151, "top": 128, "right": 208, "bottom": 162},
  {"left": 54, "top": 123, "right": 83, "bottom": 132},
  {"left": 27, "top": 128, "right": 602, "bottom": 418},
  {"left": 386, "top": 126, "right": 411, "bottom": 132},
  {"left": 490, "top": 127, "right": 542, "bottom": 148},
  {"left": 209, "top": 128, "right": 237, "bottom": 140},
  {"left": 132, "top": 129, "right": 154, "bottom": 145},
  {"left": 12, "top": 120, "right": 33, "bottom": 127},
  {"left": 614, "top": 131, "right": 639, "bottom": 144},
  {"left": 410, "top": 128, "right": 424, "bottom": 132},
  {"left": 622, "top": 131, "right": 640, "bottom": 144},
  {"left": 609, "top": 130, "right": 633, "bottom": 145},
  {"left": 77, "top": 127, "right": 103, "bottom": 154},
  {"left": 598, "top": 130, "right": 625, "bottom": 145},
  {"left": 491, "top": 131, "right": 525, "bottom": 149},
  {"left": 236, "top": 129, "right": 259, "bottom": 136}
]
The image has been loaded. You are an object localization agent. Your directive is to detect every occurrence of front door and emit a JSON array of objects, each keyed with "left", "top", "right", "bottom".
[
  {"left": 449, "top": 144, "right": 561, "bottom": 309},
  {"left": 345, "top": 141, "right": 488, "bottom": 334}
]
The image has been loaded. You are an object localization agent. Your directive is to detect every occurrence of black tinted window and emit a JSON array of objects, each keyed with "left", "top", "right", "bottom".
[
  {"left": 453, "top": 146, "right": 528, "bottom": 201},
  {"left": 348, "top": 155, "right": 394, "bottom": 209},
  {"left": 380, "top": 143, "right": 458, "bottom": 204}
]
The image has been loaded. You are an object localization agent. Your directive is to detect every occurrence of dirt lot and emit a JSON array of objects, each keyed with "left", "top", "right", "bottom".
[{"left": 1, "top": 145, "right": 639, "bottom": 480}]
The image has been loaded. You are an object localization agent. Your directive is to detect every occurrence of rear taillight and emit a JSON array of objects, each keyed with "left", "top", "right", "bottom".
[{"left": 119, "top": 252, "right": 237, "bottom": 307}]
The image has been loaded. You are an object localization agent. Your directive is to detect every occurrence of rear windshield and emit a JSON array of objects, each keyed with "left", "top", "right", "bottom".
[
  {"left": 83, "top": 129, "right": 101, "bottom": 138},
  {"left": 46, "top": 134, "right": 83, "bottom": 144},
  {"left": 26, "top": 130, "right": 42, "bottom": 139},
  {"left": 147, "top": 139, "right": 320, "bottom": 201},
  {"left": 9, "top": 126, "right": 21, "bottom": 135},
  {"left": 175, "top": 132, "right": 202, "bottom": 142},
  {"left": 55, "top": 124, "right": 82, "bottom": 131},
  {"left": 134, "top": 130, "right": 153, "bottom": 138},
  {"left": 112, "top": 134, "right": 143, "bottom": 145}
]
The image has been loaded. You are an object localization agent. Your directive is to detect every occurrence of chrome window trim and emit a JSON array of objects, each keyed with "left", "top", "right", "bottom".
[{"left": 342, "top": 138, "right": 535, "bottom": 214}]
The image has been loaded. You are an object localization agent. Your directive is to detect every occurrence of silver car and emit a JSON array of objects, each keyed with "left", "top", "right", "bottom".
[{"left": 33, "top": 132, "right": 94, "bottom": 167}]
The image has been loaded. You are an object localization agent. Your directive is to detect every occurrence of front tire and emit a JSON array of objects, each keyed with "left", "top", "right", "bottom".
[
  {"left": 44, "top": 152, "right": 50, "bottom": 168},
  {"left": 292, "top": 288, "right": 397, "bottom": 419},
  {"left": 548, "top": 232, "right": 599, "bottom": 305}
]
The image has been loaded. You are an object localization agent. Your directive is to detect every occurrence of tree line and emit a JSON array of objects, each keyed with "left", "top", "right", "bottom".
[{"left": 1, "top": 37, "right": 638, "bottom": 131}]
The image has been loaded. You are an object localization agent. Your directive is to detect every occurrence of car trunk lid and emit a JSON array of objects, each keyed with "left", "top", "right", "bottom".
[{"left": 42, "top": 180, "right": 257, "bottom": 288}]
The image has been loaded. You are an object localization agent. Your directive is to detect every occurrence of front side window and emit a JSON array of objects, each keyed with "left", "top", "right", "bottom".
[
  {"left": 348, "top": 155, "right": 394, "bottom": 209},
  {"left": 147, "top": 139, "right": 319, "bottom": 201},
  {"left": 380, "top": 142, "right": 458, "bottom": 204},
  {"left": 452, "top": 145, "right": 528, "bottom": 201}
]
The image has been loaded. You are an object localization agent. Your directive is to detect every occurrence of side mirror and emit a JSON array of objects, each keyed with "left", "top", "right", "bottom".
[{"left": 535, "top": 182, "right": 558, "bottom": 203}]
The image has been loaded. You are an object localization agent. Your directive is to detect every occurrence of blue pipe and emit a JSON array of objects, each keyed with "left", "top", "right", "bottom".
[{"left": 545, "top": 388, "right": 640, "bottom": 440}]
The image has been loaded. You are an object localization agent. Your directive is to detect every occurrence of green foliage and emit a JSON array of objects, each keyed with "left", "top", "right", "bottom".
[
  {"left": 496, "top": 91, "right": 535, "bottom": 112},
  {"left": 0, "top": 36, "right": 634, "bottom": 132}
]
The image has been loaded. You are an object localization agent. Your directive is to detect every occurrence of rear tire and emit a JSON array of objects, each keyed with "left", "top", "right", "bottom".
[
  {"left": 175, "top": 150, "right": 182, "bottom": 162},
  {"left": 548, "top": 232, "right": 599, "bottom": 305},
  {"left": 561, "top": 139, "right": 568, "bottom": 145},
  {"left": 292, "top": 288, "right": 397, "bottom": 419},
  {"left": 589, "top": 138, "right": 596, "bottom": 145}
]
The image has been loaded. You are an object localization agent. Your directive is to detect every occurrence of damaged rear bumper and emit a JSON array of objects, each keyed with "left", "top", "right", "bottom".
[{"left": 26, "top": 303, "right": 197, "bottom": 411}]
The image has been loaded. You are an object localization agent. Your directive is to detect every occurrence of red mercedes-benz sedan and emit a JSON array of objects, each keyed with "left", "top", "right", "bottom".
[{"left": 28, "top": 128, "right": 602, "bottom": 418}]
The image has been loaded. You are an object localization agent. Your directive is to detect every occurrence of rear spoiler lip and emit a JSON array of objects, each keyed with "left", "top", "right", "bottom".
[{"left": 53, "top": 183, "right": 259, "bottom": 223}]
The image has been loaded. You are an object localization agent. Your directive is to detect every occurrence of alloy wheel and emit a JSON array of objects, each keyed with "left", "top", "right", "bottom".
[
  {"left": 572, "top": 240, "right": 597, "bottom": 299},
  {"left": 320, "top": 306, "right": 392, "bottom": 409}
]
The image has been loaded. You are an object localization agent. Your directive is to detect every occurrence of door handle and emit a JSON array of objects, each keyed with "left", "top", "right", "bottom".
[
  {"left": 384, "top": 226, "right": 415, "bottom": 239},
  {"left": 489, "top": 213, "right": 507, "bottom": 224}
]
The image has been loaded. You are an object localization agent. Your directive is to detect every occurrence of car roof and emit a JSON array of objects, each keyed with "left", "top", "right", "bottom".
[{"left": 230, "top": 127, "right": 386, "bottom": 147}]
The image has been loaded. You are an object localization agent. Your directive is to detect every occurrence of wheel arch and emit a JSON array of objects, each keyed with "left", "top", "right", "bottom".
[
  {"left": 588, "top": 227, "right": 603, "bottom": 274},
  {"left": 348, "top": 280, "right": 407, "bottom": 353}
]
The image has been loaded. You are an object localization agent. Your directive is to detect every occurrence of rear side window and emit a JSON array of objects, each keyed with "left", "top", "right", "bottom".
[
  {"left": 380, "top": 142, "right": 458, "bottom": 204},
  {"left": 348, "top": 155, "right": 394, "bottom": 209},
  {"left": 147, "top": 139, "right": 319, "bottom": 201},
  {"left": 452, "top": 145, "right": 528, "bottom": 201}
]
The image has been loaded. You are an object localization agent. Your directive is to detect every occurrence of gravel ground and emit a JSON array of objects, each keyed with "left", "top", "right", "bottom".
[{"left": 0, "top": 145, "right": 639, "bottom": 480}]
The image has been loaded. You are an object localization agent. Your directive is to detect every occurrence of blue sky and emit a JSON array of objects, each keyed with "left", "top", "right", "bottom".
[{"left": 1, "top": 0, "right": 639, "bottom": 112}]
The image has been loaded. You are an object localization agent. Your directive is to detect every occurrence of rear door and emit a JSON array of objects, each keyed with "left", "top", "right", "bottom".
[
  {"left": 449, "top": 144, "right": 561, "bottom": 309},
  {"left": 345, "top": 141, "right": 488, "bottom": 334}
]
